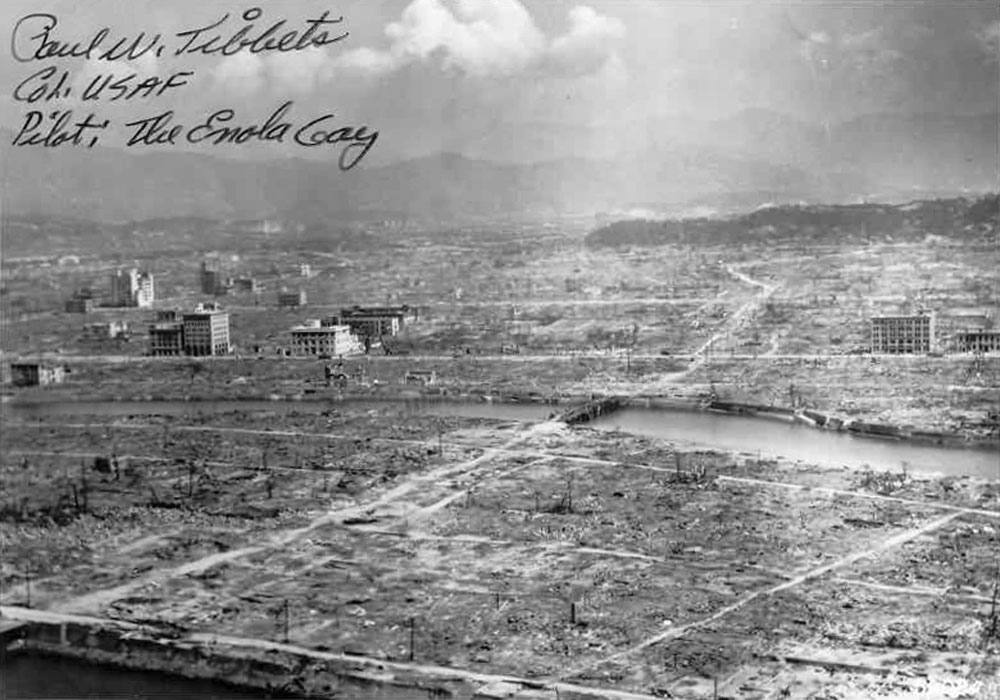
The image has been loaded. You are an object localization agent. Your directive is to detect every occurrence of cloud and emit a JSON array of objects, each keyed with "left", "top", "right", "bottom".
[
  {"left": 794, "top": 23, "right": 910, "bottom": 79},
  {"left": 212, "top": 52, "right": 267, "bottom": 96},
  {"left": 332, "top": 47, "right": 399, "bottom": 78},
  {"left": 336, "top": 0, "right": 624, "bottom": 81},
  {"left": 545, "top": 6, "right": 627, "bottom": 77},
  {"left": 976, "top": 19, "right": 1000, "bottom": 59},
  {"left": 837, "top": 27, "right": 903, "bottom": 72},
  {"left": 381, "top": 0, "right": 545, "bottom": 77},
  {"left": 267, "top": 48, "right": 335, "bottom": 93},
  {"left": 212, "top": 47, "right": 337, "bottom": 95},
  {"left": 207, "top": 0, "right": 624, "bottom": 95}
]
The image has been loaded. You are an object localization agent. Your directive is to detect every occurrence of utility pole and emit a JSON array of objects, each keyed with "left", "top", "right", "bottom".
[
  {"left": 989, "top": 557, "right": 999, "bottom": 640},
  {"left": 283, "top": 599, "right": 289, "bottom": 643},
  {"left": 408, "top": 616, "right": 416, "bottom": 661}
]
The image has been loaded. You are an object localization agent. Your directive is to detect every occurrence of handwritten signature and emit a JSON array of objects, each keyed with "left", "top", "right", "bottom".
[
  {"left": 11, "top": 7, "right": 348, "bottom": 63},
  {"left": 12, "top": 100, "right": 377, "bottom": 169}
]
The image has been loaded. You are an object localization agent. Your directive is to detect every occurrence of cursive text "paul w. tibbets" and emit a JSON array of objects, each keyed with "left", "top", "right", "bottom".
[
  {"left": 123, "top": 101, "right": 379, "bottom": 171},
  {"left": 10, "top": 7, "right": 348, "bottom": 63}
]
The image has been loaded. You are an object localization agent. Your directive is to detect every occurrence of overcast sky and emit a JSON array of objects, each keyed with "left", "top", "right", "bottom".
[{"left": 2, "top": 0, "right": 997, "bottom": 162}]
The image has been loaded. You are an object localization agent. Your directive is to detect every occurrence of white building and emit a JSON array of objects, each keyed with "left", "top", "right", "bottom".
[
  {"left": 182, "top": 302, "right": 231, "bottom": 356},
  {"left": 109, "top": 268, "right": 154, "bottom": 308},
  {"left": 290, "top": 320, "right": 362, "bottom": 357}
]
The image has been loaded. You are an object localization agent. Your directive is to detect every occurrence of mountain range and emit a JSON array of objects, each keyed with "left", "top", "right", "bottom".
[{"left": 1, "top": 109, "right": 995, "bottom": 222}]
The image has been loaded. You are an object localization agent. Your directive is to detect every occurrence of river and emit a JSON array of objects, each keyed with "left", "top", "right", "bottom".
[
  {"left": 4, "top": 397, "right": 998, "bottom": 479},
  {"left": 1, "top": 651, "right": 279, "bottom": 699},
  {"left": 590, "top": 406, "right": 999, "bottom": 479}
]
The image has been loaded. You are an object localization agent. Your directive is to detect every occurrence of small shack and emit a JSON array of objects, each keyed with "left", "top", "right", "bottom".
[
  {"left": 10, "top": 363, "right": 66, "bottom": 387},
  {"left": 404, "top": 369, "right": 437, "bottom": 386}
]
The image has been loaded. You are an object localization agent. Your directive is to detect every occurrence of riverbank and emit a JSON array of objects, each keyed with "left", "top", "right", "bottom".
[
  {"left": 1, "top": 613, "right": 499, "bottom": 700},
  {"left": 4, "top": 352, "right": 997, "bottom": 444},
  {"left": 8, "top": 389, "right": 998, "bottom": 458},
  {"left": 692, "top": 398, "right": 999, "bottom": 450}
]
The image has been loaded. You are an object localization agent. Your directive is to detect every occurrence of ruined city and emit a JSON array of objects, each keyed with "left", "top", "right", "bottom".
[{"left": 1, "top": 2, "right": 999, "bottom": 700}]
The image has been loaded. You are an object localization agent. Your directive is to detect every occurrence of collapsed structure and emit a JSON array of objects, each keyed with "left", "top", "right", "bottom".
[
  {"left": 9, "top": 362, "right": 66, "bottom": 387},
  {"left": 83, "top": 321, "right": 130, "bottom": 342},
  {"left": 335, "top": 305, "right": 417, "bottom": 340},
  {"left": 953, "top": 329, "right": 1000, "bottom": 353}
]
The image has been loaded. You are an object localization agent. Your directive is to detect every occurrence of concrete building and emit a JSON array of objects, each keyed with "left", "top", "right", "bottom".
[
  {"left": 109, "top": 269, "right": 133, "bottom": 307},
  {"left": 870, "top": 313, "right": 935, "bottom": 354},
  {"left": 147, "top": 306, "right": 231, "bottom": 356},
  {"left": 232, "top": 276, "right": 261, "bottom": 293},
  {"left": 10, "top": 363, "right": 66, "bottom": 387},
  {"left": 110, "top": 268, "right": 154, "bottom": 308},
  {"left": 290, "top": 319, "right": 362, "bottom": 357},
  {"left": 65, "top": 295, "right": 94, "bottom": 313},
  {"left": 336, "top": 305, "right": 418, "bottom": 340},
  {"left": 148, "top": 311, "right": 185, "bottom": 356},
  {"left": 183, "top": 303, "right": 231, "bottom": 356},
  {"left": 278, "top": 288, "right": 307, "bottom": 308},
  {"left": 299, "top": 263, "right": 313, "bottom": 278},
  {"left": 404, "top": 369, "right": 437, "bottom": 386},
  {"left": 954, "top": 329, "right": 1000, "bottom": 354},
  {"left": 940, "top": 308, "right": 993, "bottom": 331},
  {"left": 200, "top": 261, "right": 230, "bottom": 296},
  {"left": 83, "top": 321, "right": 130, "bottom": 341}
]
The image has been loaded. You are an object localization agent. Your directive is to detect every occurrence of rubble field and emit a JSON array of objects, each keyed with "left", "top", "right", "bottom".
[
  {"left": 2, "top": 409, "right": 996, "bottom": 698},
  {"left": 0, "top": 408, "right": 501, "bottom": 606}
]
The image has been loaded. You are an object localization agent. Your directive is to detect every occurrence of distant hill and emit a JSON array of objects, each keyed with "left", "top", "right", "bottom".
[
  {"left": 584, "top": 195, "right": 1000, "bottom": 249},
  {"left": 1, "top": 138, "right": 836, "bottom": 222},
  {"left": 1, "top": 109, "right": 996, "bottom": 222}
]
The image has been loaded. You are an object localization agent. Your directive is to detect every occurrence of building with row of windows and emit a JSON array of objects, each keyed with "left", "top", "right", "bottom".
[
  {"left": 9, "top": 362, "right": 66, "bottom": 387},
  {"left": 870, "top": 314, "right": 935, "bottom": 354},
  {"left": 200, "top": 261, "right": 230, "bottom": 296},
  {"left": 871, "top": 309, "right": 1000, "bottom": 355},
  {"left": 110, "top": 268, "right": 154, "bottom": 308},
  {"left": 185, "top": 303, "right": 232, "bottom": 356},
  {"left": 65, "top": 288, "right": 96, "bottom": 313},
  {"left": 335, "top": 305, "right": 418, "bottom": 340},
  {"left": 232, "top": 276, "right": 261, "bottom": 293},
  {"left": 148, "top": 303, "right": 231, "bottom": 356},
  {"left": 278, "top": 288, "right": 307, "bottom": 308},
  {"left": 83, "top": 321, "right": 130, "bottom": 341},
  {"left": 953, "top": 329, "right": 1000, "bottom": 354},
  {"left": 289, "top": 319, "right": 362, "bottom": 357}
]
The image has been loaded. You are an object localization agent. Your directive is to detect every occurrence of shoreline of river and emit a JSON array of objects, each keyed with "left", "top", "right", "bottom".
[
  {"left": 4, "top": 388, "right": 999, "bottom": 454},
  {"left": 631, "top": 395, "right": 999, "bottom": 451},
  {"left": 0, "top": 615, "right": 614, "bottom": 700}
]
